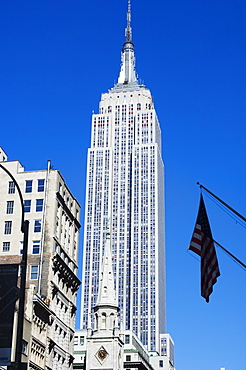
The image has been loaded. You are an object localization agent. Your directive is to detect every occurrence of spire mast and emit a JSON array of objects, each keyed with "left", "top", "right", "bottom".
[
  {"left": 125, "top": 0, "right": 132, "bottom": 43},
  {"left": 114, "top": 0, "right": 138, "bottom": 87}
]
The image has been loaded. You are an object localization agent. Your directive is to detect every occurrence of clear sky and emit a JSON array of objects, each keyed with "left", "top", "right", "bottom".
[{"left": 1, "top": 1, "right": 245, "bottom": 369}]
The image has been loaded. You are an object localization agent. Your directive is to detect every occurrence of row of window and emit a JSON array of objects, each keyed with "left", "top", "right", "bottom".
[
  {"left": 74, "top": 335, "right": 85, "bottom": 346},
  {"left": 1, "top": 243, "right": 39, "bottom": 279},
  {"left": 0, "top": 263, "right": 38, "bottom": 280},
  {"left": 24, "top": 199, "right": 43, "bottom": 213},
  {"left": 4, "top": 219, "right": 42, "bottom": 235},
  {"left": 99, "top": 102, "right": 151, "bottom": 114},
  {"left": 2, "top": 240, "right": 40, "bottom": 254},
  {"left": 8, "top": 179, "right": 45, "bottom": 194},
  {"left": 5, "top": 199, "right": 44, "bottom": 214}
]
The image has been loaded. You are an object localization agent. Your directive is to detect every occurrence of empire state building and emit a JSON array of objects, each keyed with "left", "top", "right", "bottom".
[{"left": 81, "top": 1, "right": 165, "bottom": 352}]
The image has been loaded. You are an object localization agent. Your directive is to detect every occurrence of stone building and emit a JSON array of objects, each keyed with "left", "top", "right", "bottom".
[{"left": 0, "top": 148, "right": 81, "bottom": 369}]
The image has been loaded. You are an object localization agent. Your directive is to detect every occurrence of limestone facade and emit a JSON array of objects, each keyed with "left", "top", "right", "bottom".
[{"left": 0, "top": 152, "right": 81, "bottom": 369}]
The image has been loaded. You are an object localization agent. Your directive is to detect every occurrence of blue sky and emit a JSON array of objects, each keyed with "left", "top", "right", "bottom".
[{"left": 1, "top": 1, "right": 246, "bottom": 369}]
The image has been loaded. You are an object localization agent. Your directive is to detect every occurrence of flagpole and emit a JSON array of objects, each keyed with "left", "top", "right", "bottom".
[
  {"left": 197, "top": 182, "right": 246, "bottom": 223},
  {"left": 214, "top": 240, "right": 246, "bottom": 269},
  {"left": 196, "top": 183, "right": 246, "bottom": 269}
]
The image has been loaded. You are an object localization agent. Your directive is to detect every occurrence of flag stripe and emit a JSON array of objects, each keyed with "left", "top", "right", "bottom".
[{"left": 189, "top": 224, "right": 202, "bottom": 255}]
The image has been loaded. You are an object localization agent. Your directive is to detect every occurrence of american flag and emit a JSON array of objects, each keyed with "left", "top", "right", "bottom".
[{"left": 189, "top": 194, "right": 220, "bottom": 302}]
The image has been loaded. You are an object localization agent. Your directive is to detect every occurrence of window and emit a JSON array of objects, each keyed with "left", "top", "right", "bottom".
[
  {"left": 4, "top": 221, "right": 12, "bottom": 235},
  {"left": 2, "top": 242, "right": 10, "bottom": 252},
  {"left": 125, "top": 335, "right": 130, "bottom": 344},
  {"left": 22, "top": 340, "right": 28, "bottom": 355},
  {"left": 159, "top": 360, "right": 164, "bottom": 368},
  {"left": 74, "top": 336, "right": 78, "bottom": 345},
  {"left": 32, "top": 241, "right": 40, "bottom": 254},
  {"left": 102, "top": 313, "right": 106, "bottom": 329},
  {"left": 37, "top": 179, "right": 45, "bottom": 192},
  {"left": 30, "top": 265, "right": 39, "bottom": 280},
  {"left": 24, "top": 200, "right": 31, "bottom": 213},
  {"left": 126, "top": 355, "right": 131, "bottom": 362},
  {"left": 34, "top": 220, "right": 42, "bottom": 232},
  {"left": 25, "top": 180, "right": 32, "bottom": 193},
  {"left": 80, "top": 336, "right": 84, "bottom": 345},
  {"left": 6, "top": 201, "right": 14, "bottom": 214},
  {"left": 8, "top": 181, "right": 15, "bottom": 194},
  {"left": 36, "top": 199, "right": 43, "bottom": 212}
]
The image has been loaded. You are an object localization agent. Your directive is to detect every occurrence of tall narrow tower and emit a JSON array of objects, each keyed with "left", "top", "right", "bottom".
[
  {"left": 81, "top": 1, "right": 165, "bottom": 352},
  {"left": 85, "top": 231, "right": 123, "bottom": 370}
]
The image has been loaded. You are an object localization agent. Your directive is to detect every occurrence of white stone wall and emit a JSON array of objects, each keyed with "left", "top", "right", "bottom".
[{"left": 0, "top": 160, "right": 81, "bottom": 369}]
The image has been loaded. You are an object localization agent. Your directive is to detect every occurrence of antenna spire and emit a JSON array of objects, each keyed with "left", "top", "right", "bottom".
[
  {"left": 113, "top": 0, "right": 138, "bottom": 87},
  {"left": 125, "top": 0, "right": 132, "bottom": 42}
]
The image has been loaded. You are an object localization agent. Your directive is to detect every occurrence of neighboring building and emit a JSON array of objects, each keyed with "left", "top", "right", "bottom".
[
  {"left": 74, "top": 328, "right": 174, "bottom": 370},
  {"left": 81, "top": 0, "right": 166, "bottom": 354},
  {"left": 0, "top": 151, "right": 81, "bottom": 369}
]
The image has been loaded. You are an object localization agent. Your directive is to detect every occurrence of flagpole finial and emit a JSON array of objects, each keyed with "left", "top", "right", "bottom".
[{"left": 197, "top": 182, "right": 203, "bottom": 193}]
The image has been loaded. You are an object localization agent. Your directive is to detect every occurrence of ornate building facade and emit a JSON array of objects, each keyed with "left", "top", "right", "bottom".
[{"left": 0, "top": 149, "right": 81, "bottom": 369}]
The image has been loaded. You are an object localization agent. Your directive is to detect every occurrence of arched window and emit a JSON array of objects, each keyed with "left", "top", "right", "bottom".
[
  {"left": 110, "top": 312, "right": 115, "bottom": 327},
  {"left": 102, "top": 313, "right": 106, "bottom": 329},
  {"left": 95, "top": 313, "right": 98, "bottom": 330}
]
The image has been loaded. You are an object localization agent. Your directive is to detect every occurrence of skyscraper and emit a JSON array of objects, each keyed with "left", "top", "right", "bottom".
[{"left": 81, "top": 0, "right": 165, "bottom": 352}]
